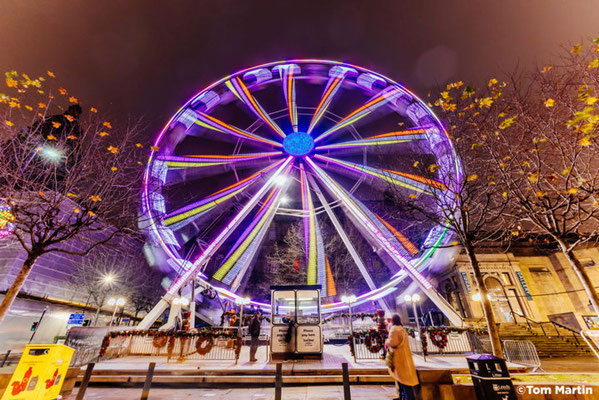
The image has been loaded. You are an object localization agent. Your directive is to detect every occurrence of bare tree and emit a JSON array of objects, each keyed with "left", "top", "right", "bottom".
[
  {"left": 487, "top": 40, "right": 599, "bottom": 315},
  {"left": 0, "top": 71, "right": 146, "bottom": 323},
  {"left": 383, "top": 80, "right": 512, "bottom": 356}
]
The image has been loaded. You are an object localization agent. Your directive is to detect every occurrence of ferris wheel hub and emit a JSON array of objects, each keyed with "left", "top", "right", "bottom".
[{"left": 282, "top": 131, "right": 314, "bottom": 156}]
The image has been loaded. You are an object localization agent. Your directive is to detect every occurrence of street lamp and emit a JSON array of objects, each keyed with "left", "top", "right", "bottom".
[
  {"left": 404, "top": 294, "right": 423, "bottom": 358},
  {"left": 235, "top": 297, "right": 250, "bottom": 337},
  {"left": 107, "top": 297, "right": 125, "bottom": 327},
  {"left": 39, "top": 146, "right": 62, "bottom": 163},
  {"left": 341, "top": 295, "right": 357, "bottom": 334}
]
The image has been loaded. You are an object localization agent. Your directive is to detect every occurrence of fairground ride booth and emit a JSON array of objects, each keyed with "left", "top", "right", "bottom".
[{"left": 270, "top": 285, "right": 323, "bottom": 360}]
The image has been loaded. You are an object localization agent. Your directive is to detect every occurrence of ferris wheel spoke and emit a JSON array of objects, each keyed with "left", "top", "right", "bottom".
[
  {"left": 226, "top": 76, "right": 286, "bottom": 138},
  {"left": 315, "top": 127, "right": 428, "bottom": 151},
  {"left": 158, "top": 151, "right": 282, "bottom": 169},
  {"left": 313, "top": 154, "right": 445, "bottom": 195},
  {"left": 305, "top": 158, "right": 433, "bottom": 291},
  {"left": 191, "top": 110, "right": 282, "bottom": 147},
  {"left": 274, "top": 64, "right": 299, "bottom": 132},
  {"left": 300, "top": 163, "right": 335, "bottom": 296},
  {"left": 162, "top": 159, "right": 287, "bottom": 229},
  {"left": 213, "top": 175, "right": 290, "bottom": 288},
  {"left": 166, "top": 156, "right": 294, "bottom": 296},
  {"left": 307, "top": 66, "right": 356, "bottom": 135},
  {"left": 313, "top": 86, "right": 402, "bottom": 144}
]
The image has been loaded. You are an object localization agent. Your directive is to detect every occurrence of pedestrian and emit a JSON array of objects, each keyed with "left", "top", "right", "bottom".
[
  {"left": 249, "top": 310, "right": 262, "bottom": 362},
  {"left": 385, "top": 315, "right": 419, "bottom": 400}
]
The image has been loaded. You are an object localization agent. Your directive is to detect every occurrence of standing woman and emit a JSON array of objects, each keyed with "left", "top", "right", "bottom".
[{"left": 386, "top": 315, "right": 419, "bottom": 400}]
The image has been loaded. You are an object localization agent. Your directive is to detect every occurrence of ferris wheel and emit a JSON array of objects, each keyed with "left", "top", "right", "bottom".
[{"left": 141, "top": 59, "right": 463, "bottom": 322}]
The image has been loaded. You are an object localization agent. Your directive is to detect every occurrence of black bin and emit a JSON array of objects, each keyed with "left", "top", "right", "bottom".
[{"left": 466, "top": 354, "right": 517, "bottom": 400}]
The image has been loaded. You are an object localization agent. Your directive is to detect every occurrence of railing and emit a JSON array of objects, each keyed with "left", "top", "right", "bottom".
[
  {"left": 502, "top": 340, "right": 542, "bottom": 372},
  {"left": 351, "top": 334, "right": 385, "bottom": 361},
  {"left": 407, "top": 329, "right": 474, "bottom": 355},
  {"left": 513, "top": 313, "right": 582, "bottom": 346},
  {"left": 124, "top": 334, "right": 239, "bottom": 361}
]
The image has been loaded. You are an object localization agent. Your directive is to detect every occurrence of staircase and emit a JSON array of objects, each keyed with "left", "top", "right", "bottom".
[{"left": 498, "top": 323, "right": 594, "bottom": 358}]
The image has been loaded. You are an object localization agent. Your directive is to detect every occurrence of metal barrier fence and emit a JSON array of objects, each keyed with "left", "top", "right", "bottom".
[
  {"left": 407, "top": 330, "right": 474, "bottom": 355},
  {"left": 352, "top": 335, "right": 385, "bottom": 360},
  {"left": 502, "top": 340, "right": 542, "bottom": 372},
  {"left": 124, "top": 335, "right": 239, "bottom": 361}
]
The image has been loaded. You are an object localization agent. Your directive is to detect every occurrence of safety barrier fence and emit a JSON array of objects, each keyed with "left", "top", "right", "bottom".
[
  {"left": 502, "top": 339, "right": 542, "bottom": 372},
  {"left": 407, "top": 329, "right": 474, "bottom": 355}
]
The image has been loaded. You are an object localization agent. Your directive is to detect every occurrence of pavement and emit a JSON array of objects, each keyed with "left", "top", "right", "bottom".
[{"left": 64, "top": 386, "right": 399, "bottom": 399}]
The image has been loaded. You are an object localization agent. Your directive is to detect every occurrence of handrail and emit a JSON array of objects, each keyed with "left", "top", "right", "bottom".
[
  {"left": 514, "top": 313, "right": 583, "bottom": 346},
  {"left": 581, "top": 330, "right": 599, "bottom": 359}
]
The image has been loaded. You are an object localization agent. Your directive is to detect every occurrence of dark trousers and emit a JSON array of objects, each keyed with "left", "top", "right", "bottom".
[
  {"left": 249, "top": 336, "right": 260, "bottom": 360},
  {"left": 395, "top": 382, "right": 417, "bottom": 400}
]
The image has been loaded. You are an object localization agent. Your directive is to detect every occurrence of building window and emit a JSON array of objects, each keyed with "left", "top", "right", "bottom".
[{"left": 501, "top": 272, "right": 512, "bottom": 286}]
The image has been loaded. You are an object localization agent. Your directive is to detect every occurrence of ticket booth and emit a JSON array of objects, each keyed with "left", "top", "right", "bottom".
[{"left": 270, "top": 285, "right": 323, "bottom": 360}]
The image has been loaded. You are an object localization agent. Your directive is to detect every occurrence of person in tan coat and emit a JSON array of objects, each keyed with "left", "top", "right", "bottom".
[{"left": 386, "top": 314, "right": 419, "bottom": 400}]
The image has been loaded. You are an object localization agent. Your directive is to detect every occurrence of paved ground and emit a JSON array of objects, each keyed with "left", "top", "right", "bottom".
[
  {"left": 64, "top": 386, "right": 399, "bottom": 399},
  {"left": 540, "top": 357, "right": 599, "bottom": 372}
]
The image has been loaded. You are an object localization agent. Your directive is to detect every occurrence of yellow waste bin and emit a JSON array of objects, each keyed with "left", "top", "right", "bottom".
[{"left": 1, "top": 344, "right": 74, "bottom": 400}]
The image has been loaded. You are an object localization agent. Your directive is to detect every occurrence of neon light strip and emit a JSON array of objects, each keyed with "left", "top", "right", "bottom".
[
  {"left": 308, "top": 78, "right": 342, "bottom": 135},
  {"left": 316, "top": 128, "right": 427, "bottom": 151},
  {"left": 163, "top": 161, "right": 284, "bottom": 226},
  {"left": 314, "top": 87, "right": 401, "bottom": 143},
  {"left": 314, "top": 154, "right": 445, "bottom": 193},
  {"left": 160, "top": 152, "right": 282, "bottom": 168},
  {"left": 306, "top": 157, "right": 433, "bottom": 290},
  {"left": 324, "top": 256, "right": 336, "bottom": 296},
  {"left": 278, "top": 65, "right": 298, "bottom": 132},
  {"left": 374, "top": 213, "right": 419, "bottom": 256},
  {"left": 166, "top": 156, "right": 294, "bottom": 295},
  {"left": 227, "top": 77, "right": 286, "bottom": 138},
  {"left": 194, "top": 110, "right": 281, "bottom": 147}
]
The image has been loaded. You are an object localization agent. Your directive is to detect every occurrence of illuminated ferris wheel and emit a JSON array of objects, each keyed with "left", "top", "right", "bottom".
[{"left": 142, "top": 59, "right": 463, "bottom": 320}]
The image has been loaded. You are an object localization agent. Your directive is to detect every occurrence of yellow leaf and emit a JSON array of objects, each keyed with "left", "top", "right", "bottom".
[
  {"left": 98, "top": 131, "right": 109, "bottom": 137},
  {"left": 588, "top": 58, "right": 599, "bottom": 69},
  {"left": 68, "top": 96, "right": 78, "bottom": 103},
  {"left": 107, "top": 146, "right": 118, "bottom": 154},
  {"left": 568, "top": 188, "right": 578, "bottom": 194},
  {"left": 571, "top": 44, "right": 582, "bottom": 55},
  {"left": 4, "top": 120, "right": 13, "bottom": 127},
  {"left": 451, "top": 241, "right": 459, "bottom": 246},
  {"left": 67, "top": 192, "right": 77, "bottom": 198},
  {"left": 51, "top": 121, "right": 61, "bottom": 129},
  {"left": 111, "top": 166, "right": 117, "bottom": 172},
  {"left": 594, "top": 201, "right": 599, "bottom": 208},
  {"left": 38, "top": 191, "right": 45, "bottom": 196},
  {"left": 478, "top": 97, "right": 493, "bottom": 108},
  {"left": 499, "top": 116, "right": 517, "bottom": 130},
  {"left": 150, "top": 145, "right": 160, "bottom": 151},
  {"left": 585, "top": 97, "right": 598, "bottom": 105},
  {"left": 136, "top": 143, "right": 143, "bottom": 148},
  {"left": 102, "top": 121, "right": 112, "bottom": 129},
  {"left": 89, "top": 195, "right": 102, "bottom": 202},
  {"left": 59, "top": 88, "right": 67, "bottom": 95},
  {"left": 428, "top": 164, "right": 440, "bottom": 173},
  {"left": 580, "top": 136, "right": 592, "bottom": 146},
  {"left": 73, "top": 207, "right": 80, "bottom": 214},
  {"left": 409, "top": 194, "right": 417, "bottom": 199},
  {"left": 488, "top": 78, "right": 498, "bottom": 87},
  {"left": 47, "top": 134, "right": 57, "bottom": 141},
  {"left": 88, "top": 211, "right": 96, "bottom": 217},
  {"left": 38, "top": 102, "right": 46, "bottom": 109},
  {"left": 544, "top": 98, "right": 555, "bottom": 107},
  {"left": 67, "top": 135, "right": 77, "bottom": 140},
  {"left": 90, "top": 107, "right": 98, "bottom": 113},
  {"left": 412, "top": 161, "right": 419, "bottom": 167},
  {"left": 25, "top": 105, "right": 32, "bottom": 111},
  {"left": 467, "top": 174, "right": 478, "bottom": 182},
  {"left": 541, "top": 66, "right": 552, "bottom": 73},
  {"left": 47, "top": 71, "right": 55, "bottom": 78},
  {"left": 535, "top": 191, "right": 546, "bottom": 198},
  {"left": 65, "top": 115, "right": 75, "bottom": 122},
  {"left": 528, "top": 173, "right": 539, "bottom": 183},
  {"left": 471, "top": 143, "right": 481, "bottom": 150},
  {"left": 9, "top": 101, "right": 20, "bottom": 108}
]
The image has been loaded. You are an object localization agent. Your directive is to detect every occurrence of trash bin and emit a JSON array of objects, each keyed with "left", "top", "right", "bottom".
[
  {"left": 1, "top": 344, "right": 75, "bottom": 400},
  {"left": 466, "top": 354, "right": 517, "bottom": 400}
]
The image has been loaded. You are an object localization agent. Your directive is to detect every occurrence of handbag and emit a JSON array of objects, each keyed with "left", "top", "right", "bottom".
[{"left": 385, "top": 348, "right": 395, "bottom": 370}]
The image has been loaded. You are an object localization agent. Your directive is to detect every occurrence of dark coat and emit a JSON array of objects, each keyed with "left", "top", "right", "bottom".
[{"left": 249, "top": 317, "right": 261, "bottom": 338}]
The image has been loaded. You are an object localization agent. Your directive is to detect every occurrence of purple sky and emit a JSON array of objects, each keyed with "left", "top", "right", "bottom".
[{"left": 1, "top": 0, "right": 598, "bottom": 140}]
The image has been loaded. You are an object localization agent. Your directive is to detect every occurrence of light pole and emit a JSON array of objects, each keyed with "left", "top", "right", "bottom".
[
  {"left": 93, "top": 273, "right": 117, "bottom": 326},
  {"left": 235, "top": 297, "right": 250, "bottom": 338},
  {"left": 404, "top": 294, "right": 424, "bottom": 361},
  {"left": 107, "top": 297, "right": 125, "bottom": 327},
  {"left": 341, "top": 295, "right": 357, "bottom": 335}
]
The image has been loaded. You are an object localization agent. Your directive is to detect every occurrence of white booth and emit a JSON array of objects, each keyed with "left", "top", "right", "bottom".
[{"left": 270, "top": 285, "right": 323, "bottom": 359}]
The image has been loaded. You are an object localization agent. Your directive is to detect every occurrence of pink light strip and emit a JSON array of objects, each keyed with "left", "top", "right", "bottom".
[
  {"left": 305, "top": 157, "right": 433, "bottom": 290},
  {"left": 167, "top": 156, "right": 294, "bottom": 295}
]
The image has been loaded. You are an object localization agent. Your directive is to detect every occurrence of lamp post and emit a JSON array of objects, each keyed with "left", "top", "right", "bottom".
[
  {"left": 107, "top": 297, "right": 125, "bottom": 327},
  {"left": 235, "top": 297, "right": 250, "bottom": 338},
  {"left": 404, "top": 294, "right": 424, "bottom": 361},
  {"left": 341, "top": 295, "right": 357, "bottom": 335}
]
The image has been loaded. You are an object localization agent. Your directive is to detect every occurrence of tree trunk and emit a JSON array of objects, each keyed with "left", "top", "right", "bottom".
[
  {"left": 559, "top": 242, "right": 599, "bottom": 316},
  {"left": 465, "top": 243, "right": 503, "bottom": 357},
  {"left": 0, "top": 253, "right": 40, "bottom": 324}
]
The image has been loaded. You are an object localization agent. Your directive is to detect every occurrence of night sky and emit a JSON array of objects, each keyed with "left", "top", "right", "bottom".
[{"left": 1, "top": 0, "right": 598, "bottom": 141}]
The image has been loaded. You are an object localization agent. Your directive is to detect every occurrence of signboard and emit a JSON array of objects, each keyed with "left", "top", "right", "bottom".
[
  {"left": 460, "top": 272, "right": 472, "bottom": 293},
  {"left": 271, "top": 326, "right": 294, "bottom": 353},
  {"left": 515, "top": 271, "right": 533, "bottom": 300},
  {"left": 296, "top": 325, "right": 322, "bottom": 353},
  {"left": 67, "top": 313, "right": 85, "bottom": 326}
]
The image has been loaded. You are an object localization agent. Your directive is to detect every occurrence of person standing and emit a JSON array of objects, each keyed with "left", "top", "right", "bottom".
[
  {"left": 386, "top": 315, "right": 419, "bottom": 400},
  {"left": 249, "top": 310, "right": 262, "bottom": 362}
]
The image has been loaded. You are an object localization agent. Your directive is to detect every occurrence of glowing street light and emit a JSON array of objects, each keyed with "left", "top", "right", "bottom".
[
  {"left": 342, "top": 294, "right": 357, "bottom": 335},
  {"left": 235, "top": 297, "right": 251, "bottom": 337},
  {"left": 281, "top": 195, "right": 290, "bottom": 205},
  {"left": 108, "top": 297, "right": 126, "bottom": 327},
  {"left": 39, "top": 146, "right": 63, "bottom": 163}
]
